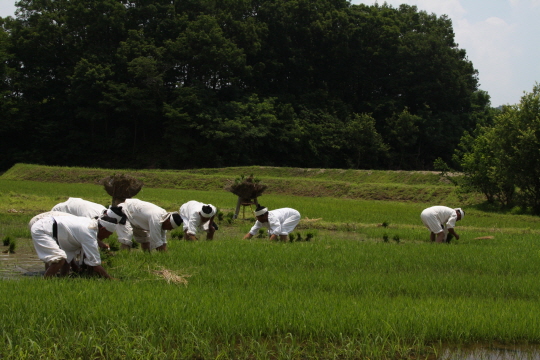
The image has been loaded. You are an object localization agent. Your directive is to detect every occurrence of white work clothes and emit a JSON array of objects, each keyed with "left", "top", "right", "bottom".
[
  {"left": 52, "top": 197, "right": 133, "bottom": 246},
  {"left": 28, "top": 211, "right": 76, "bottom": 229},
  {"left": 117, "top": 199, "right": 168, "bottom": 249},
  {"left": 420, "top": 206, "right": 458, "bottom": 234},
  {"left": 30, "top": 216, "right": 102, "bottom": 266},
  {"left": 180, "top": 200, "right": 213, "bottom": 235},
  {"left": 249, "top": 208, "right": 301, "bottom": 236},
  {"left": 52, "top": 197, "right": 106, "bottom": 218}
]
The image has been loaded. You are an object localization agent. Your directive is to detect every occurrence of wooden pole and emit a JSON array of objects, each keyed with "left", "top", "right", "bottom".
[{"left": 233, "top": 196, "right": 242, "bottom": 219}]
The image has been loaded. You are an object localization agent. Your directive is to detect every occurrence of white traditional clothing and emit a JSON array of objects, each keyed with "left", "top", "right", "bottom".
[
  {"left": 249, "top": 208, "right": 301, "bottom": 236},
  {"left": 179, "top": 200, "right": 215, "bottom": 236},
  {"left": 117, "top": 198, "right": 169, "bottom": 250},
  {"left": 52, "top": 197, "right": 106, "bottom": 218},
  {"left": 52, "top": 197, "right": 133, "bottom": 246},
  {"left": 28, "top": 211, "right": 76, "bottom": 229},
  {"left": 420, "top": 206, "right": 459, "bottom": 235},
  {"left": 30, "top": 215, "right": 102, "bottom": 266}
]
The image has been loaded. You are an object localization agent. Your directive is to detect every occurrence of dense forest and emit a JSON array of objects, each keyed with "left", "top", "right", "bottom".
[{"left": 0, "top": 0, "right": 492, "bottom": 171}]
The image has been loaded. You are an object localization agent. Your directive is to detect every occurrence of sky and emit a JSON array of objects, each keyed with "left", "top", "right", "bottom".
[{"left": 1, "top": 0, "right": 539, "bottom": 107}]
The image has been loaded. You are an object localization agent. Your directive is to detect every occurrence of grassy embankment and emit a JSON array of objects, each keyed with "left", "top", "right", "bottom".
[{"left": 1, "top": 163, "right": 540, "bottom": 360}]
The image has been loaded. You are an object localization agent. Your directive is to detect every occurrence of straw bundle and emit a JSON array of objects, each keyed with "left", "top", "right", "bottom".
[
  {"left": 224, "top": 174, "right": 267, "bottom": 201},
  {"left": 100, "top": 174, "right": 143, "bottom": 204}
]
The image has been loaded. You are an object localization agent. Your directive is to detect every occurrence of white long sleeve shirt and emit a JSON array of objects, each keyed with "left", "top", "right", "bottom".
[
  {"left": 423, "top": 206, "right": 458, "bottom": 229},
  {"left": 249, "top": 208, "right": 301, "bottom": 236},
  {"left": 52, "top": 197, "right": 133, "bottom": 243},
  {"left": 52, "top": 197, "right": 106, "bottom": 218},
  {"left": 118, "top": 199, "right": 168, "bottom": 248},
  {"left": 180, "top": 200, "right": 210, "bottom": 235}
]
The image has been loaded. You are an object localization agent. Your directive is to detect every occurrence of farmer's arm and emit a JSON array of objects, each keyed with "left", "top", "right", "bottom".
[
  {"left": 90, "top": 265, "right": 113, "bottom": 279},
  {"left": 448, "top": 228, "right": 459, "bottom": 240},
  {"left": 206, "top": 216, "right": 215, "bottom": 240},
  {"left": 243, "top": 220, "right": 261, "bottom": 239}
]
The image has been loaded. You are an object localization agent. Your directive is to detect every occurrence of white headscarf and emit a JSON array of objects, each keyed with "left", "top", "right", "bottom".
[
  {"left": 200, "top": 204, "right": 217, "bottom": 218},
  {"left": 99, "top": 218, "right": 117, "bottom": 233},
  {"left": 254, "top": 207, "right": 268, "bottom": 216},
  {"left": 106, "top": 207, "right": 124, "bottom": 222},
  {"left": 169, "top": 212, "right": 182, "bottom": 228}
]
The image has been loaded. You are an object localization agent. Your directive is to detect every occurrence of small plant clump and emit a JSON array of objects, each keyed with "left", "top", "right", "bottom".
[
  {"left": 226, "top": 212, "right": 234, "bottom": 224},
  {"left": 170, "top": 230, "right": 183, "bottom": 240},
  {"left": 305, "top": 232, "right": 314, "bottom": 241},
  {"left": 393, "top": 235, "right": 400, "bottom": 244},
  {"left": 2, "top": 235, "right": 11, "bottom": 246},
  {"left": 383, "top": 233, "right": 389, "bottom": 242},
  {"left": 256, "top": 229, "right": 266, "bottom": 239},
  {"left": 107, "top": 237, "right": 121, "bottom": 252},
  {"left": 6, "top": 239, "right": 16, "bottom": 254},
  {"left": 217, "top": 211, "right": 224, "bottom": 222}
]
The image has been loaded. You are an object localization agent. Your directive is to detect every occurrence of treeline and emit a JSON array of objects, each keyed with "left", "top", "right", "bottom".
[{"left": 0, "top": 0, "right": 488, "bottom": 171}]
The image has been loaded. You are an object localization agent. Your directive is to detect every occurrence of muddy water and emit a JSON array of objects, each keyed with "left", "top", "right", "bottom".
[
  {"left": 0, "top": 239, "right": 44, "bottom": 279},
  {"left": 438, "top": 343, "right": 540, "bottom": 359}
]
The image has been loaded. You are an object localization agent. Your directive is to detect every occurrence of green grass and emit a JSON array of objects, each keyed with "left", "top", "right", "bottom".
[
  {"left": 1, "top": 165, "right": 540, "bottom": 359},
  {"left": 1, "top": 163, "right": 483, "bottom": 204}
]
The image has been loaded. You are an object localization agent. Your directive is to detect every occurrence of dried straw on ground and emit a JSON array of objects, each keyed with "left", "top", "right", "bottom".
[
  {"left": 151, "top": 267, "right": 191, "bottom": 286},
  {"left": 100, "top": 174, "right": 143, "bottom": 205}
]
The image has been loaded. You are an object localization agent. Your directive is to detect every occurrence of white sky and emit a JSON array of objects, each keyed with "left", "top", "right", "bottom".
[{"left": 1, "top": 0, "right": 539, "bottom": 107}]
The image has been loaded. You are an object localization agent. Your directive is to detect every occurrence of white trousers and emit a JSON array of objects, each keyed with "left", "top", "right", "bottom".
[
  {"left": 279, "top": 212, "right": 301, "bottom": 235},
  {"left": 30, "top": 217, "right": 66, "bottom": 264},
  {"left": 420, "top": 210, "right": 445, "bottom": 234}
]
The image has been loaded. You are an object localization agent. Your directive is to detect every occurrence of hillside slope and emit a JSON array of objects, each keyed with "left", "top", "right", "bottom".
[{"left": 1, "top": 163, "right": 480, "bottom": 204}]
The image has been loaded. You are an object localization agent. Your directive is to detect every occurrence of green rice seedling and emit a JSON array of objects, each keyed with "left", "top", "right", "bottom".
[
  {"left": 2, "top": 235, "right": 11, "bottom": 246},
  {"left": 305, "top": 232, "right": 314, "bottom": 241},
  {"left": 217, "top": 210, "right": 224, "bottom": 221},
  {"left": 392, "top": 234, "right": 400, "bottom": 243},
  {"left": 383, "top": 233, "right": 389, "bottom": 242},
  {"left": 7, "top": 238, "right": 16, "bottom": 253},
  {"left": 256, "top": 229, "right": 266, "bottom": 239},
  {"left": 108, "top": 236, "right": 120, "bottom": 251},
  {"left": 382, "top": 220, "right": 390, "bottom": 228},
  {"left": 295, "top": 232, "right": 303, "bottom": 242},
  {"left": 170, "top": 229, "right": 183, "bottom": 240}
]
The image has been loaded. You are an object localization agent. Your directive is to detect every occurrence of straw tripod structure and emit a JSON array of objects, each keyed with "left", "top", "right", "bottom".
[
  {"left": 224, "top": 175, "right": 267, "bottom": 219},
  {"left": 100, "top": 174, "right": 144, "bottom": 206}
]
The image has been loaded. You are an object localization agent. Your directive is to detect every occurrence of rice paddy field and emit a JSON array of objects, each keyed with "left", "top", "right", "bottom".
[{"left": 1, "top": 164, "right": 540, "bottom": 359}]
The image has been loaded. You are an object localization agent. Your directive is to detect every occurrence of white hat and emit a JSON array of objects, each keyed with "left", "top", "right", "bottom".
[{"left": 454, "top": 208, "right": 465, "bottom": 218}]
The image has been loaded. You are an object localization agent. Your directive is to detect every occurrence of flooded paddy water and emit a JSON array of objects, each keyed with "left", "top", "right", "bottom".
[
  {"left": 0, "top": 238, "right": 43, "bottom": 279},
  {"left": 436, "top": 343, "right": 540, "bottom": 360}
]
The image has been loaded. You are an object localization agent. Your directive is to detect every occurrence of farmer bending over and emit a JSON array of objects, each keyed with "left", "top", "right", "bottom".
[
  {"left": 420, "top": 206, "right": 465, "bottom": 243},
  {"left": 116, "top": 199, "right": 182, "bottom": 251},
  {"left": 30, "top": 212, "right": 120, "bottom": 279},
  {"left": 179, "top": 200, "right": 218, "bottom": 240},
  {"left": 243, "top": 205, "right": 301, "bottom": 241},
  {"left": 52, "top": 197, "right": 133, "bottom": 250}
]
